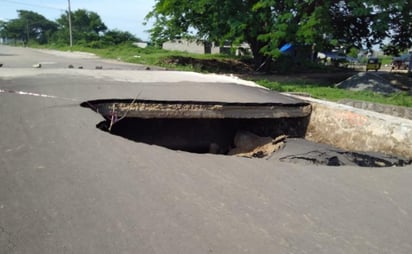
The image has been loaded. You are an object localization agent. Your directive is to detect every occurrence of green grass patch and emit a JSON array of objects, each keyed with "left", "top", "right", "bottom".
[
  {"left": 35, "top": 43, "right": 249, "bottom": 72},
  {"left": 256, "top": 80, "right": 412, "bottom": 107},
  {"left": 380, "top": 55, "right": 393, "bottom": 65},
  {"left": 37, "top": 43, "right": 173, "bottom": 67}
]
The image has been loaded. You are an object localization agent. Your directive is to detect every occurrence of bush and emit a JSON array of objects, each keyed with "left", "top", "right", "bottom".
[{"left": 87, "top": 40, "right": 105, "bottom": 49}]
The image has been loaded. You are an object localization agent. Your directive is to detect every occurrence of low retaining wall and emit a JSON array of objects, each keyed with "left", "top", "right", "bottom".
[
  {"left": 338, "top": 99, "right": 412, "bottom": 120},
  {"left": 287, "top": 95, "right": 412, "bottom": 160}
]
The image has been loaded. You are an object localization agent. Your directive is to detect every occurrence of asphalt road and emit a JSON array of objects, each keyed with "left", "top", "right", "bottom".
[{"left": 1, "top": 45, "right": 412, "bottom": 254}]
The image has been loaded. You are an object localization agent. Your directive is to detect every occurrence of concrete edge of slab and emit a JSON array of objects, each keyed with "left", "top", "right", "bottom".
[
  {"left": 338, "top": 99, "right": 412, "bottom": 120},
  {"left": 82, "top": 99, "right": 312, "bottom": 119},
  {"left": 284, "top": 94, "right": 412, "bottom": 159}
]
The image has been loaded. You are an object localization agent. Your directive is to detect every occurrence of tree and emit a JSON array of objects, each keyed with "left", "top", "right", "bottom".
[
  {"left": 146, "top": 0, "right": 410, "bottom": 70},
  {"left": 0, "top": 20, "right": 7, "bottom": 39},
  {"left": 102, "top": 29, "right": 139, "bottom": 45},
  {"left": 384, "top": 0, "right": 412, "bottom": 52},
  {"left": 145, "top": 0, "right": 344, "bottom": 70},
  {"left": 1, "top": 10, "right": 57, "bottom": 44},
  {"left": 56, "top": 9, "right": 107, "bottom": 44},
  {"left": 146, "top": 0, "right": 276, "bottom": 69},
  {"left": 2, "top": 18, "right": 26, "bottom": 43}
]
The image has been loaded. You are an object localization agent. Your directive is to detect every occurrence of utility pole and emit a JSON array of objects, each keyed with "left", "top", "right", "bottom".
[
  {"left": 68, "top": 0, "right": 73, "bottom": 47},
  {"left": 25, "top": 21, "right": 29, "bottom": 47}
]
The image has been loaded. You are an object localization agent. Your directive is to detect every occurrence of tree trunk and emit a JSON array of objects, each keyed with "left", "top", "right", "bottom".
[{"left": 249, "top": 39, "right": 271, "bottom": 72}]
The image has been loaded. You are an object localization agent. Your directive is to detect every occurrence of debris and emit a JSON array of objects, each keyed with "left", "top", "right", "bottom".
[
  {"left": 280, "top": 149, "right": 411, "bottom": 167},
  {"left": 32, "top": 63, "right": 42, "bottom": 68},
  {"left": 228, "top": 131, "right": 287, "bottom": 158},
  {"left": 68, "top": 64, "right": 74, "bottom": 68},
  {"left": 78, "top": 66, "right": 83, "bottom": 69}
]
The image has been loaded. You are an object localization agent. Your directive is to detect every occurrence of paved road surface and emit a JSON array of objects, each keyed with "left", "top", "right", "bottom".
[{"left": 1, "top": 45, "right": 412, "bottom": 254}]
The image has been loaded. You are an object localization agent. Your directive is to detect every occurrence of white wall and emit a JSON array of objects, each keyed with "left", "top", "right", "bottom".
[{"left": 163, "top": 39, "right": 206, "bottom": 54}]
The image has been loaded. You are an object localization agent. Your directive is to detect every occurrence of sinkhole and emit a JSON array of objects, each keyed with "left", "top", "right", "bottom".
[{"left": 81, "top": 99, "right": 411, "bottom": 167}]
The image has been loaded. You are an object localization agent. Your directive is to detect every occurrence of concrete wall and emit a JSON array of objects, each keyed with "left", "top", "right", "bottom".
[
  {"left": 163, "top": 39, "right": 205, "bottom": 54},
  {"left": 162, "top": 39, "right": 220, "bottom": 54},
  {"left": 133, "top": 42, "right": 148, "bottom": 48},
  {"left": 162, "top": 40, "right": 251, "bottom": 56},
  {"left": 339, "top": 99, "right": 412, "bottom": 120},
  {"left": 287, "top": 95, "right": 412, "bottom": 159}
]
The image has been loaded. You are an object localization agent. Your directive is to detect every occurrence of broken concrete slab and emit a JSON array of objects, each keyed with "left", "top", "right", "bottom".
[
  {"left": 82, "top": 99, "right": 312, "bottom": 119},
  {"left": 271, "top": 138, "right": 411, "bottom": 167},
  {"left": 287, "top": 94, "right": 412, "bottom": 160}
]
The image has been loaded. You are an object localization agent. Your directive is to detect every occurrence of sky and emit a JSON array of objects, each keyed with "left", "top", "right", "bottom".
[{"left": 0, "top": 0, "right": 155, "bottom": 41}]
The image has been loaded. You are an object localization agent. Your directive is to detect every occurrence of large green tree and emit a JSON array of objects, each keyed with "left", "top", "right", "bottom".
[
  {"left": 0, "top": 20, "right": 7, "bottom": 39},
  {"left": 146, "top": 0, "right": 410, "bottom": 70},
  {"left": 2, "top": 10, "right": 57, "bottom": 44},
  {"left": 55, "top": 9, "right": 107, "bottom": 44},
  {"left": 384, "top": 0, "right": 412, "bottom": 55},
  {"left": 146, "top": 0, "right": 276, "bottom": 69},
  {"left": 102, "top": 29, "right": 139, "bottom": 45}
]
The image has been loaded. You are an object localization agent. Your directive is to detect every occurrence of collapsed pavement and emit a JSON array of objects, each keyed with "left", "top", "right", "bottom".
[{"left": 82, "top": 94, "right": 412, "bottom": 167}]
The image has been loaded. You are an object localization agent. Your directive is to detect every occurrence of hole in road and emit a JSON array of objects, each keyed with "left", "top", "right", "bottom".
[
  {"left": 81, "top": 99, "right": 411, "bottom": 167},
  {"left": 96, "top": 117, "right": 307, "bottom": 155}
]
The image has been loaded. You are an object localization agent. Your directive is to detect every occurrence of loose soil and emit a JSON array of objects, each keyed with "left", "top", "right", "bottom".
[{"left": 162, "top": 56, "right": 253, "bottom": 73}]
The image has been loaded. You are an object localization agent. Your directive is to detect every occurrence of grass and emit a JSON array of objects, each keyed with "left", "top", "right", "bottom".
[
  {"left": 37, "top": 43, "right": 246, "bottom": 72},
  {"left": 34, "top": 43, "right": 412, "bottom": 108},
  {"left": 256, "top": 80, "right": 412, "bottom": 107},
  {"left": 380, "top": 55, "right": 393, "bottom": 66},
  {"left": 39, "top": 43, "right": 178, "bottom": 67}
]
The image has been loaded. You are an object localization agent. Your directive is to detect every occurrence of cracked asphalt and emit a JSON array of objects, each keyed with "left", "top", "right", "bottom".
[{"left": 1, "top": 45, "right": 412, "bottom": 254}]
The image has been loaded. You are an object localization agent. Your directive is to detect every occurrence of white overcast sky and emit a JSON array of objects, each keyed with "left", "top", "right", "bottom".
[{"left": 0, "top": 0, "right": 155, "bottom": 41}]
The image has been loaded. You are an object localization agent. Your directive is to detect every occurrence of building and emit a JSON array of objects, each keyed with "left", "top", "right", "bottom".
[{"left": 162, "top": 39, "right": 250, "bottom": 56}]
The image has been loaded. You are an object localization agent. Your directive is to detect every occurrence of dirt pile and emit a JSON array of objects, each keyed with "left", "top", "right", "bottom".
[{"left": 336, "top": 72, "right": 400, "bottom": 95}]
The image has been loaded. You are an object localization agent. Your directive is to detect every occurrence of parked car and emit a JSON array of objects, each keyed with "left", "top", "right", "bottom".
[
  {"left": 366, "top": 57, "right": 381, "bottom": 71},
  {"left": 391, "top": 53, "right": 410, "bottom": 70},
  {"left": 317, "top": 52, "right": 350, "bottom": 67}
]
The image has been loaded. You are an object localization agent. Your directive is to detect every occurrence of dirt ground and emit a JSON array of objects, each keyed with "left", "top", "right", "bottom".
[
  {"left": 246, "top": 66, "right": 411, "bottom": 87},
  {"left": 244, "top": 71, "right": 356, "bottom": 85},
  {"left": 163, "top": 56, "right": 411, "bottom": 89},
  {"left": 247, "top": 70, "right": 412, "bottom": 91}
]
